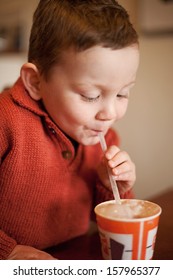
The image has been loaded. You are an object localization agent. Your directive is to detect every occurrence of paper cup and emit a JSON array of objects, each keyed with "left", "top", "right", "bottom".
[{"left": 94, "top": 199, "right": 161, "bottom": 260}]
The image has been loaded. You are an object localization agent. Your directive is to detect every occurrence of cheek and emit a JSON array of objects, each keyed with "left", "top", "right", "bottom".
[
  {"left": 116, "top": 101, "right": 128, "bottom": 120},
  {"left": 63, "top": 104, "right": 89, "bottom": 125},
  {"left": 65, "top": 101, "right": 95, "bottom": 123}
]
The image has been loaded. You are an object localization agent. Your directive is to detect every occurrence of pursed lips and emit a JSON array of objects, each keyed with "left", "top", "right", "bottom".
[{"left": 89, "top": 128, "right": 107, "bottom": 136}]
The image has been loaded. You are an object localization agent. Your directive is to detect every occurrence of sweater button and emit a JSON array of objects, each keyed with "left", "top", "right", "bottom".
[
  {"left": 62, "top": 151, "right": 72, "bottom": 159},
  {"left": 48, "top": 126, "right": 56, "bottom": 134}
]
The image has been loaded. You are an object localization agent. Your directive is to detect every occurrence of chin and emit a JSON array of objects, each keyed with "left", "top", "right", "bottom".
[{"left": 81, "top": 136, "right": 100, "bottom": 146}]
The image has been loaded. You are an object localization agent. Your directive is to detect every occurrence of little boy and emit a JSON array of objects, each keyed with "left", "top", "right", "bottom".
[{"left": 0, "top": 0, "right": 139, "bottom": 259}]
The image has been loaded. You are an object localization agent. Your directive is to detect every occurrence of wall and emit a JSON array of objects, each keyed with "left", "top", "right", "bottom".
[
  {"left": 116, "top": 0, "right": 173, "bottom": 199},
  {"left": 115, "top": 35, "right": 173, "bottom": 199},
  {"left": 0, "top": 0, "right": 39, "bottom": 90},
  {"left": 0, "top": 53, "right": 26, "bottom": 90},
  {"left": 0, "top": 0, "right": 173, "bottom": 199}
]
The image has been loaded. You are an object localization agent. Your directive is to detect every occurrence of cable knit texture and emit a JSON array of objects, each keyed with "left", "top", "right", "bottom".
[{"left": 0, "top": 78, "right": 133, "bottom": 259}]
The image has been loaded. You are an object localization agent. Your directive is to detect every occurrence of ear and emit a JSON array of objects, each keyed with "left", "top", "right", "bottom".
[{"left": 20, "top": 63, "right": 42, "bottom": 101}]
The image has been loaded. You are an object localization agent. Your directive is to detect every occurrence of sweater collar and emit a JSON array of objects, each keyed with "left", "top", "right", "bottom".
[
  {"left": 10, "top": 77, "right": 80, "bottom": 157},
  {"left": 11, "top": 77, "right": 48, "bottom": 118}
]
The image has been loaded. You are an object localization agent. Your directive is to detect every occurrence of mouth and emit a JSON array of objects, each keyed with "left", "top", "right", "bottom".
[
  {"left": 92, "top": 129, "right": 104, "bottom": 133},
  {"left": 89, "top": 129, "right": 106, "bottom": 136}
]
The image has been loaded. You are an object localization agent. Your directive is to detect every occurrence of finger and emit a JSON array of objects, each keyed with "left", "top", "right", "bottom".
[
  {"left": 108, "top": 150, "right": 131, "bottom": 168},
  {"left": 105, "top": 145, "right": 120, "bottom": 160},
  {"left": 113, "top": 170, "right": 135, "bottom": 182},
  {"left": 112, "top": 161, "right": 135, "bottom": 176}
]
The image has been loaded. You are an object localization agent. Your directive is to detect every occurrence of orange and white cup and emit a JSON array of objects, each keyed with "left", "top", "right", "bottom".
[{"left": 94, "top": 199, "right": 161, "bottom": 260}]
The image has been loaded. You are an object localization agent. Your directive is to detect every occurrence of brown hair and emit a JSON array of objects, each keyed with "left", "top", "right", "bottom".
[{"left": 28, "top": 0, "right": 138, "bottom": 77}]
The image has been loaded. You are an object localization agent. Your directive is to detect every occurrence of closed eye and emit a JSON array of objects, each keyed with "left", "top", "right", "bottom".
[
  {"left": 81, "top": 95, "right": 100, "bottom": 103},
  {"left": 117, "top": 82, "right": 135, "bottom": 99},
  {"left": 117, "top": 93, "right": 129, "bottom": 99}
]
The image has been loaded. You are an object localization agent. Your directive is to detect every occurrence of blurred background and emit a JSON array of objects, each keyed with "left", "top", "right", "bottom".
[{"left": 0, "top": 0, "right": 173, "bottom": 199}]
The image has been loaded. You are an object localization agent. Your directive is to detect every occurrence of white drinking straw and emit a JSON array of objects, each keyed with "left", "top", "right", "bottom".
[{"left": 98, "top": 132, "right": 121, "bottom": 204}]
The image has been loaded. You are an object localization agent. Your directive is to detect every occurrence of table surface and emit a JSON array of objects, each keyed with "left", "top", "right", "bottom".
[
  {"left": 47, "top": 188, "right": 173, "bottom": 260},
  {"left": 151, "top": 188, "right": 173, "bottom": 260}
]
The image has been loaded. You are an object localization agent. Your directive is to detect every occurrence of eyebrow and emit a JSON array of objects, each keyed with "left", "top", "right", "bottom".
[
  {"left": 75, "top": 83, "right": 95, "bottom": 89},
  {"left": 74, "top": 80, "right": 136, "bottom": 93},
  {"left": 124, "top": 81, "right": 136, "bottom": 87}
]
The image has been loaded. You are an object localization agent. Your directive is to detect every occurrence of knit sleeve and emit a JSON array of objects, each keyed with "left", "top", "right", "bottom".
[
  {"left": 0, "top": 93, "right": 12, "bottom": 158},
  {"left": 95, "top": 179, "right": 134, "bottom": 206},
  {"left": 95, "top": 180, "right": 114, "bottom": 204},
  {"left": 0, "top": 230, "right": 17, "bottom": 260},
  {"left": 0, "top": 93, "right": 17, "bottom": 259}
]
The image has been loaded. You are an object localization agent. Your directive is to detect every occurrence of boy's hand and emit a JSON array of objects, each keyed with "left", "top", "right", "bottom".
[
  {"left": 97, "top": 145, "right": 136, "bottom": 195},
  {"left": 7, "top": 245, "right": 57, "bottom": 260}
]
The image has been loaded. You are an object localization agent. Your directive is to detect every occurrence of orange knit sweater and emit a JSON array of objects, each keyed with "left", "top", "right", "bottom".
[{"left": 0, "top": 78, "right": 133, "bottom": 259}]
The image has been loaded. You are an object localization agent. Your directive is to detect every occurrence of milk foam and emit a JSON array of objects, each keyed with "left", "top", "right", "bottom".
[{"left": 96, "top": 200, "right": 160, "bottom": 220}]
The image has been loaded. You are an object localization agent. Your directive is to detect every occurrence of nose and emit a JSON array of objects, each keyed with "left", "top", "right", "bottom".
[{"left": 95, "top": 100, "right": 117, "bottom": 121}]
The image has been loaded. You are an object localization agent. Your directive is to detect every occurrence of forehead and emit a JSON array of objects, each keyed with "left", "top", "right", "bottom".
[
  {"left": 50, "top": 45, "right": 140, "bottom": 88},
  {"left": 61, "top": 45, "right": 139, "bottom": 67}
]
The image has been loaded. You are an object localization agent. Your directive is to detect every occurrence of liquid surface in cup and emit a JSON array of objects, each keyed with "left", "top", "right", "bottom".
[{"left": 96, "top": 200, "right": 160, "bottom": 220}]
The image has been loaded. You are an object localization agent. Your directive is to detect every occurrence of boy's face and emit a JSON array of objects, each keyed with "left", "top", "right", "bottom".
[{"left": 38, "top": 45, "right": 139, "bottom": 145}]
